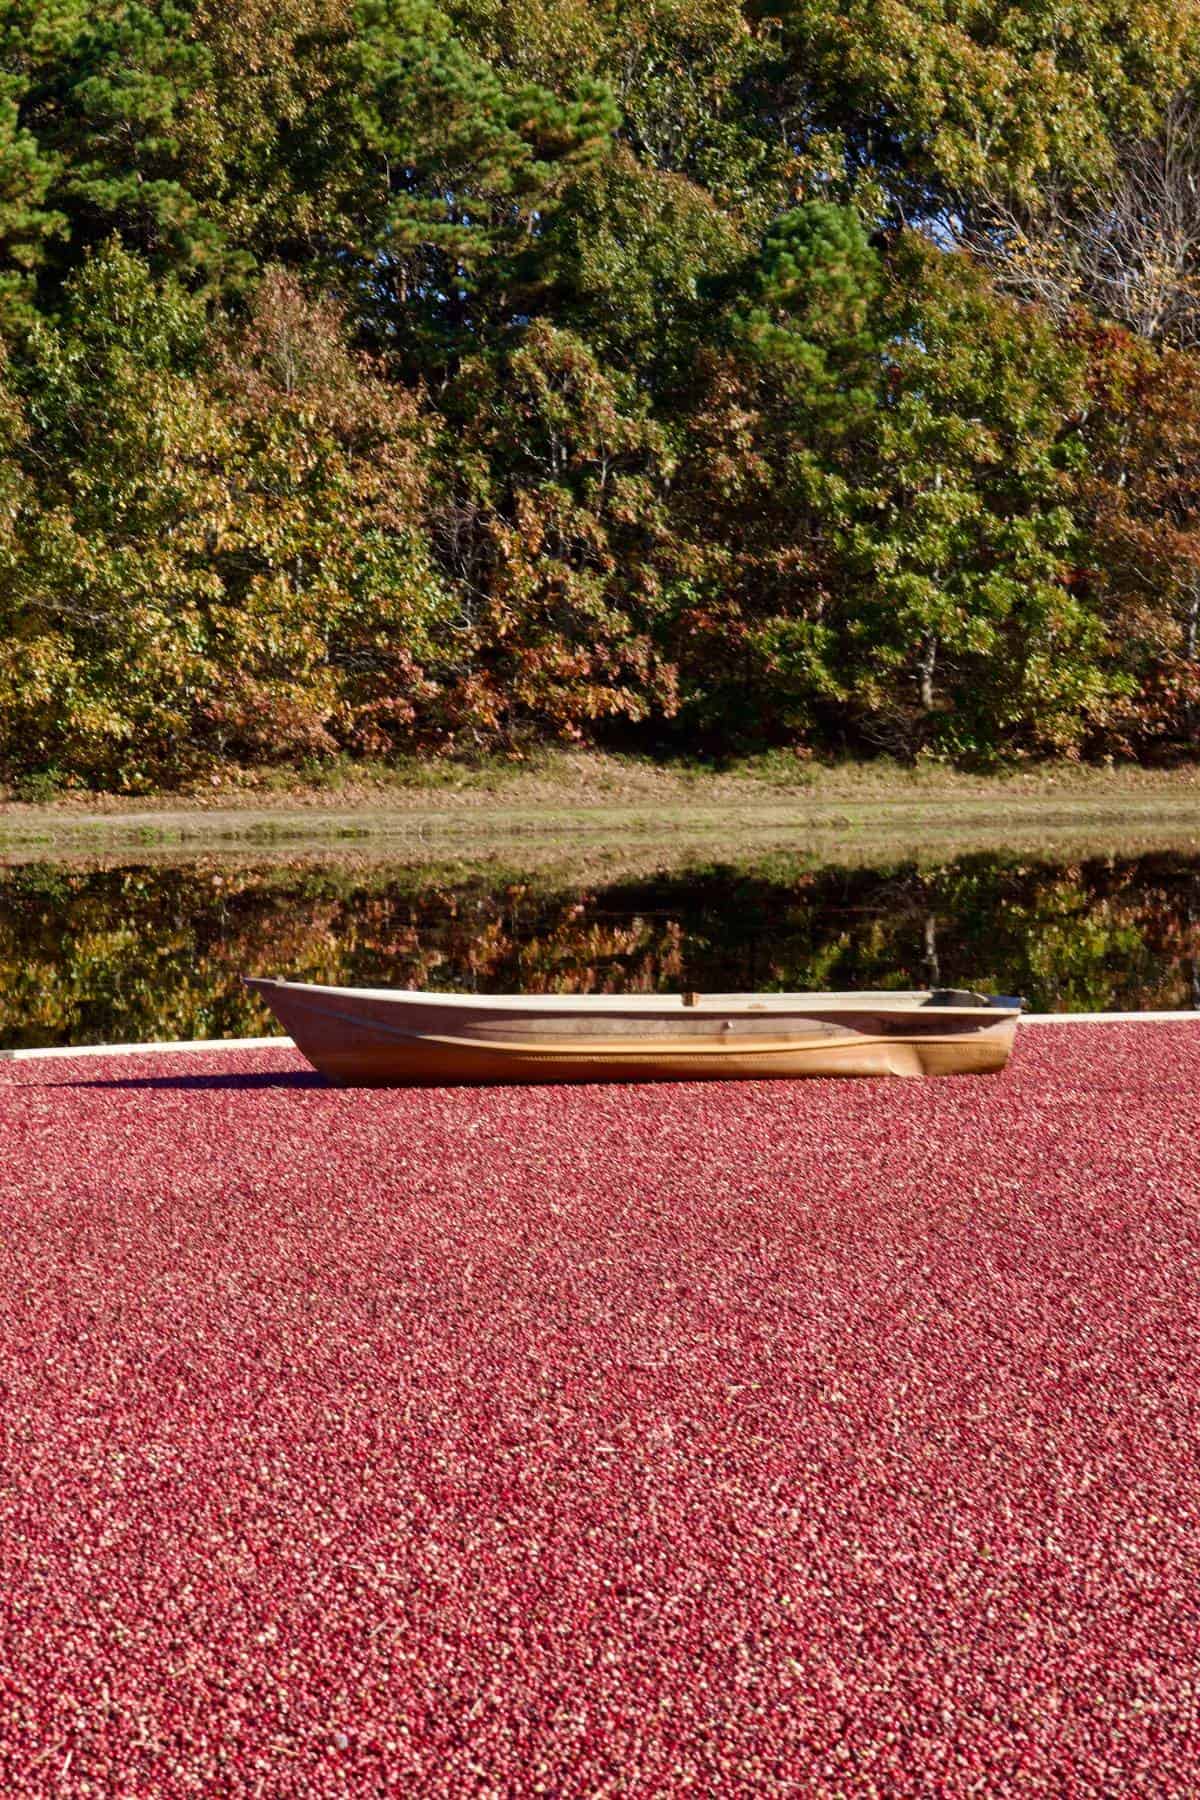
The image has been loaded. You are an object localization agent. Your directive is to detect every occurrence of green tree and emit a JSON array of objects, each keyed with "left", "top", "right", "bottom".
[
  {"left": 0, "top": 242, "right": 225, "bottom": 785},
  {"left": 766, "top": 0, "right": 1199, "bottom": 220},
  {"left": 672, "top": 210, "right": 1103, "bottom": 757},
  {"left": 278, "top": 0, "right": 620, "bottom": 375},
  {"left": 0, "top": 0, "right": 1198, "bottom": 781},
  {"left": 835, "top": 239, "right": 1102, "bottom": 758},
  {"left": 0, "top": 243, "right": 451, "bottom": 786},
  {"left": 2, "top": 0, "right": 229, "bottom": 301},
  {"left": 672, "top": 204, "right": 883, "bottom": 744}
]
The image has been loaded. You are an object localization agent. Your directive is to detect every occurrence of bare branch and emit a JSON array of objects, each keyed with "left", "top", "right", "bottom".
[{"left": 965, "top": 93, "right": 1200, "bottom": 349}]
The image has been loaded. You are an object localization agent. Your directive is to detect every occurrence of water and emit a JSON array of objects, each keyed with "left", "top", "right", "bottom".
[{"left": 2, "top": 849, "right": 1198, "bottom": 1050}]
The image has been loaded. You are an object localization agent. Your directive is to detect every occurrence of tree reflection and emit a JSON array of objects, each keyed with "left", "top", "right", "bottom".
[{"left": 1, "top": 852, "right": 1198, "bottom": 1047}]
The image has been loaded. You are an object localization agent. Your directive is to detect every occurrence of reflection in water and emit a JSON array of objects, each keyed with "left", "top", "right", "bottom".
[{"left": 1, "top": 851, "right": 1199, "bottom": 1049}]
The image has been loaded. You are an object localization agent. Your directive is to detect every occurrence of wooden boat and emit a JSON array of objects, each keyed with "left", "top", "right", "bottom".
[{"left": 245, "top": 979, "right": 1022, "bottom": 1086}]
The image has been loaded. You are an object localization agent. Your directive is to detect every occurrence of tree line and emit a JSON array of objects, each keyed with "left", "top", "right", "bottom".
[{"left": 3, "top": 0, "right": 1200, "bottom": 788}]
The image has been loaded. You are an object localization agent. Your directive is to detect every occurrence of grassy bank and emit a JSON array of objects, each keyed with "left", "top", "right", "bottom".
[{"left": 3, "top": 752, "right": 1199, "bottom": 869}]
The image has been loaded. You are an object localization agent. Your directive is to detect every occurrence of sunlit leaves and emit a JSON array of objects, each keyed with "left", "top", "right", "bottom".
[
  {"left": 0, "top": 0, "right": 1198, "bottom": 776},
  {"left": 766, "top": 0, "right": 1199, "bottom": 218},
  {"left": 671, "top": 215, "right": 1099, "bottom": 757},
  {"left": 1075, "top": 320, "right": 1200, "bottom": 748},
  {"left": 436, "top": 321, "right": 678, "bottom": 740},
  {"left": 0, "top": 245, "right": 453, "bottom": 786}
]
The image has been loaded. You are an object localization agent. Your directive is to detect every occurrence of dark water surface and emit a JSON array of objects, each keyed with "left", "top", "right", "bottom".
[{"left": 2, "top": 850, "right": 1199, "bottom": 1049}]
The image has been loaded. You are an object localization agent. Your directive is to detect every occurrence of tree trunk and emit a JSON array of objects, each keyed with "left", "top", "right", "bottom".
[
  {"left": 1184, "top": 580, "right": 1200, "bottom": 661},
  {"left": 918, "top": 633, "right": 938, "bottom": 712},
  {"left": 1184, "top": 581, "right": 1200, "bottom": 744}
]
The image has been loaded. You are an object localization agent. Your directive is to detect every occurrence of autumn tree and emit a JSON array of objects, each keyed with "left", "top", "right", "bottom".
[
  {"left": 0, "top": 243, "right": 451, "bottom": 787},
  {"left": 2, "top": 0, "right": 1199, "bottom": 781},
  {"left": 1078, "top": 322, "right": 1200, "bottom": 749},
  {"left": 434, "top": 321, "right": 678, "bottom": 743}
]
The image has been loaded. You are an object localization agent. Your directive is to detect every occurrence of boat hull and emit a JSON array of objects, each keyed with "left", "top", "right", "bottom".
[{"left": 246, "top": 980, "right": 1020, "bottom": 1086}]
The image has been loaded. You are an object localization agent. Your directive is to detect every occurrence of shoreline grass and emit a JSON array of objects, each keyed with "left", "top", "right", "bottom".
[{"left": 2, "top": 751, "right": 1198, "bottom": 868}]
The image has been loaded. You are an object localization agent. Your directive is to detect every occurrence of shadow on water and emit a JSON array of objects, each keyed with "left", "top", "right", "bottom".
[{"left": 3, "top": 847, "right": 1199, "bottom": 1049}]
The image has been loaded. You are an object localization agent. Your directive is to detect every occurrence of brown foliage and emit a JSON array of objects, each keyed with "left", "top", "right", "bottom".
[{"left": 1078, "top": 319, "right": 1200, "bottom": 748}]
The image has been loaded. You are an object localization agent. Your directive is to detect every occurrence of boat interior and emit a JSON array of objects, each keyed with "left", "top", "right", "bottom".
[{"left": 249, "top": 981, "right": 1019, "bottom": 1014}]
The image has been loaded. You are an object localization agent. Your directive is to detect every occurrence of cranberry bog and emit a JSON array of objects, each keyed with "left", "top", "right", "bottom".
[{"left": 2, "top": 1023, "right": 1198, "bottom": 1795}]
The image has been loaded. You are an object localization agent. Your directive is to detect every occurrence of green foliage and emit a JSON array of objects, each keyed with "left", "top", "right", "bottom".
[
  {"left": 737, "top": 204, "right": 880, "bottom": 397},
  {"left": 300, "top": 0, "right": 621, "bottom": 372},
  {"left": 0, "top": 0, "right": 1198, "bottom": 782},
  {"left": 549, "top": 151, "right": 748, "bottom": 388},
  {"left": 767, "top": 0, "right": 1200, "bottom": 216},
  {"left": 452, "top": 0, "right": 788, "bottom": 211},
  {"left": 0, "top": 243, "right": 453, "bottom": 787},
  {"left": 670, "top": 210, "right": 1104, "bottom": 758},
  {"left": 2, "top": 0, "right": 228, "bottom": 302},
  {"left": 833, "top": 239, "right": 1102, "bottom": 758},
  {"left": 0, "top": 244, "right": 224, "bottom": 784}
]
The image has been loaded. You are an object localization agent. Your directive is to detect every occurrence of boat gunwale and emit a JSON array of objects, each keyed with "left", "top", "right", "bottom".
[{"left": 244, "top": 978, "right": 1021, "bottom": 1020}]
